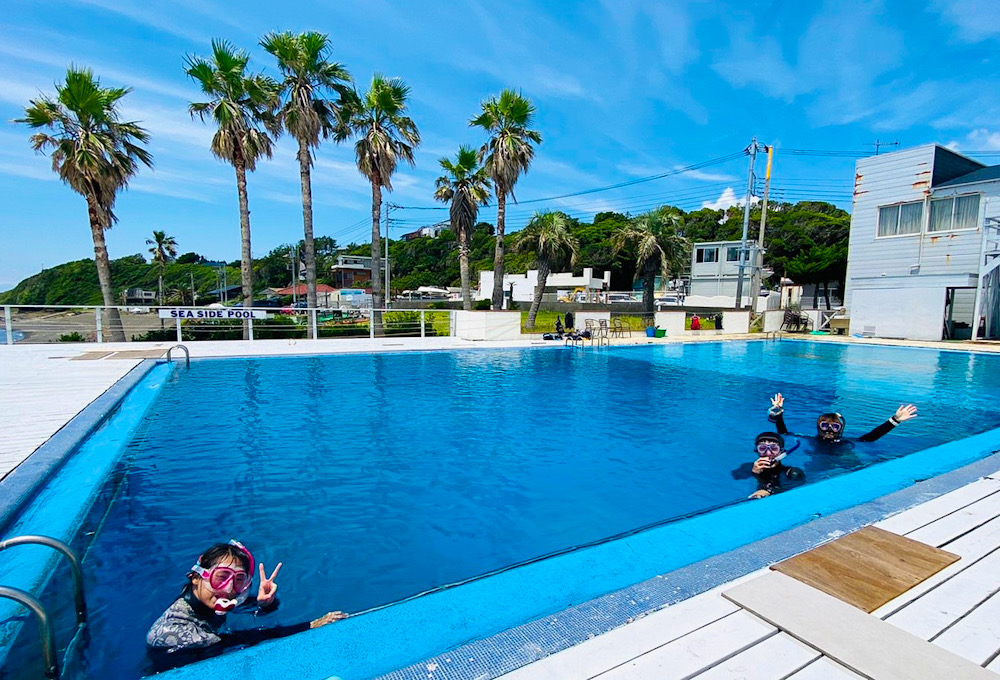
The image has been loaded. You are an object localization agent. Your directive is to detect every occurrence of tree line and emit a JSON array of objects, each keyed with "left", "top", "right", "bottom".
[{"left": 12, "top": 30, "right": 849, "bottom": 335}]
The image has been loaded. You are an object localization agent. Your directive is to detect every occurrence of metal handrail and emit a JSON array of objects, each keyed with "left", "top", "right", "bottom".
[
  {"left": 0, "top": 586, "right": 58, "bottom": 678},
  {"left": 0, "top": 535, "right": 87, "bottom": 626},
  {"left": 166, "top": 344, "right": 190, "bottom": 369}
]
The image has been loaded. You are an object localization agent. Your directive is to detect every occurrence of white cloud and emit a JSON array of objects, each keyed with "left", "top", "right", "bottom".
[
  {"left": 679, "top": 167, "right": 737, "bottom": 182},
  {"left": 0, "top": 161, "right": 59, "bottom": 183},
  {"left": 966, "top": 128, "right": 1000, "bottom": 151},
  {"left": 68, "top": 0, "right": 212, "bottom": 44},
  {"left": 702, "top": 187, "right": 759, "bottom": 211},
  {"left": 929, "top": 0, "right": 1000, "bottom": 43}
]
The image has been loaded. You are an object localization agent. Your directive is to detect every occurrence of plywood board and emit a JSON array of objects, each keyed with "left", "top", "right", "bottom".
[
  {"left": 105, "top": 349, "right": 166, "bottom": 359},
  {"left": 724, "top": 572, "right": 996, "bottom": 680},
  {"left": 771, "top": 526, "right": 959, "bottom": 613},
  {"left": 69, "top": 351, "right": 113, "bottom": 361}
]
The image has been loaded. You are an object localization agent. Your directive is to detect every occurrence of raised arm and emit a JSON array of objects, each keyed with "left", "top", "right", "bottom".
[
  {"left": 858, "top": 404, "right": 917, "bottom": 442},
  {"left": 768, "top": 393, "right": 789, "bottom": 435}
]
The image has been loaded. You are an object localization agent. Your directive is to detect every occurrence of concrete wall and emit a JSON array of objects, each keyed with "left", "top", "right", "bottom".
[
  {"left": 722, "top": 311, "right": 751, "bottom": 334},
  {"left": 763, "top": 310, "right": 784, "bottom": 332},
  {"left": 849, "top": 287, "right": 947, "bottom": 341},
  {"left": 453, "top": 311, "right": 522, "bottom": 341},
  {"left": 655, "top": 312, "right": 686, "bottom": 335}
]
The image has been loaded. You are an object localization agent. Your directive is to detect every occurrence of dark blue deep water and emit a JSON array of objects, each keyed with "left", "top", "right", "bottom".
[{"left": 13, "top": 341, "right": 1000, "bottom": 678}]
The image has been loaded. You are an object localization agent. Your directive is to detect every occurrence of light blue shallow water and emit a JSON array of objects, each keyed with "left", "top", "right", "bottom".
[{"left": 10, "top": 341, "right": 1000, "bottom": 679}]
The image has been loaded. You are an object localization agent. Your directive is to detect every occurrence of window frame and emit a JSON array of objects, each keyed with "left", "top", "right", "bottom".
[
  {"left": 876, "top": 200, "right": 924, "bottom": 239},
  {"left": 928, "top": 193, "right": 981, "bottom": 234},
  {"left": 725, "top": 246, "right": 740, "bottom": 262},
  {"left": 696, "top": 247, "right": 719, "bottom": 264}
]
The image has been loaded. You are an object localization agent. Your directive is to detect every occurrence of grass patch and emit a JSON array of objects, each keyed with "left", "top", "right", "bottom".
[{"left": 520, "top": 310, "right": 563, "bottom": 333}]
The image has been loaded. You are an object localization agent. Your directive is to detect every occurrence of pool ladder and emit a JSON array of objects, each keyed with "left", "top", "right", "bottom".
[
  {"left": 166, "top": 343, "right": 190, "bottom": 369},
  {"left": 0, "top": 535, "right": 87, "bottom": 679}
]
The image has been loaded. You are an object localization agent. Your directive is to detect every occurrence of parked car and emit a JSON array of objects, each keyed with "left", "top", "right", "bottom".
[
  {"left": 608, "top": 293, "right": 639, "bottom": 303},
  {"left": 655, "top": 295, "right": 683, "bottom": 309}
]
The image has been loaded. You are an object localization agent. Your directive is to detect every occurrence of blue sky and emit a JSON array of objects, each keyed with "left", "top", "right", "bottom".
[{"left": 2, "top": 0, "right": 1000, "bottom": 291}]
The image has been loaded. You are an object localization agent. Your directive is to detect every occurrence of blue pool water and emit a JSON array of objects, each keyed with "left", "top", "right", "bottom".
[{"left": 7, "top": 341, "right": 1000, "bottom": 679}]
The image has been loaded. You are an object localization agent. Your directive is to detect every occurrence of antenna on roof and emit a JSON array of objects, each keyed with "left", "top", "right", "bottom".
[{"left": 866, "top": 139, "right": 900, "bottom": 155}]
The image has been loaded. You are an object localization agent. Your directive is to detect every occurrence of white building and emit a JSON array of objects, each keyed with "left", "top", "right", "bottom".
[
  {"left": 844, "top": 144, "right": 1000, "bottom": 341},
  {"left": 478, "top": 268, "right": 611, "bottom": 303},
  {"left": 689, "top": 240, "right": 775, "bottom": 309}
]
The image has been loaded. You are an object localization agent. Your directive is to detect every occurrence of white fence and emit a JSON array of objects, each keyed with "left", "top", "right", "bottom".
[{"left": 0, "top": 305, "right": 455, "bottom": 345}]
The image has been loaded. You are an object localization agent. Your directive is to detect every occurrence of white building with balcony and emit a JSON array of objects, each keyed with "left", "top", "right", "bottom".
[
  {"left": 478, "top": 267, "right": 612, "bottom": 303},
  {"left": 844, "top": 144, "right": 1000, "bottom": 341}
]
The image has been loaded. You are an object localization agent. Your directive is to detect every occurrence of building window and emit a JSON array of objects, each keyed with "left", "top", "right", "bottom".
[
  {"left": 877, "top": 201, "right": 923, "bottom": 237},
  {"left": 930, "top": 194, "right": 980, "bottom": 232},
  {"left": 726, "top": 247, "right": 740, "bottom": 262},
  {"left": 696, "top": 247, "right": 718, "bottom": 263}
]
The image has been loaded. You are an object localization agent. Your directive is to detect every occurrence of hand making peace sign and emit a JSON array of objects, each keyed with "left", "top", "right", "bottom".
[{"left": 257, "top": 562, "right": 282, "bottom": 605}]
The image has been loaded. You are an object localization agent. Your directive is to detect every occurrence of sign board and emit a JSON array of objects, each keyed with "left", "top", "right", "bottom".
[{"left": 158, "top": 308, "right": 268, "bottom": 320}]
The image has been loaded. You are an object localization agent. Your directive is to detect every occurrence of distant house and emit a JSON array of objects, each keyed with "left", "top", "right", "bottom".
[
  {"left": 121, "top": 288, "right": 156, "bottom": 305},
  {"left": 479, "top": 267, "right": 611, "bottom": 303},
  {"left": 402, "top": 224, "right": 445, "bottom": 241},
  {"left": 330, "top": 255, "right": 392, "bottom": 289},
  {"left": 268, "top": 284, "right": 336, "bottom": 306},
  {"left": 844, "top": 144, "right": 1000, "bottom": 341}
]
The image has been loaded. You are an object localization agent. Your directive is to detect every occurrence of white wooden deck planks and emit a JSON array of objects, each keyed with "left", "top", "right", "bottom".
[{"left": 502, "top": 470, "right": 1000, "bottom": 679}]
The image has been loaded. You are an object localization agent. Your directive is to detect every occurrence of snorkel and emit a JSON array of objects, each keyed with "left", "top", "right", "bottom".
[
  {"left": 190, "top": 540, "right": 255, "bottom": 614},
  {"left": 816, "top": 412, "right": 846, "bottom": 442},
  {"left": 754, "top": 432, "right": 787, "bottom": 463}
]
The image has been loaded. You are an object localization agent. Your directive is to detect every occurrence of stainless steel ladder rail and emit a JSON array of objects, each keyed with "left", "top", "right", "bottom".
[
  {"left": 0, "top": 535, "right": 88, "bottom": 679},
  {"left": 166, "top": 344, "right": 190, "bottom": 369},
  {"left": 0, "top": 586, "right": 58, "bottom": 678}
]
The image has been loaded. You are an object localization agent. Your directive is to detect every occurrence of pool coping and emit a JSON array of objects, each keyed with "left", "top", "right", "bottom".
[
  {"left": 372, "top": 451, "right": 1000, "bottom": 680},
  {"left": 0, "top": 358, "right": 158, "bottom": 536}
]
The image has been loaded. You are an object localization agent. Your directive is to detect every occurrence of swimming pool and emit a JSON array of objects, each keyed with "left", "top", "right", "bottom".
[{"left": 4, "top": 340, "right": 1000, "bottom": 679}]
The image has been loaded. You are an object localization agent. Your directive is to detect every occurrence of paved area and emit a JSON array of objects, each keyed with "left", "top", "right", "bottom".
[{"left": 501, "top": 470, "right": 1000, "bottom": 679}]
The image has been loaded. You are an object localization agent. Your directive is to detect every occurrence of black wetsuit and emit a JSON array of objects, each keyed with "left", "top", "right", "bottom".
[
  {"left": 770, "top": 411, "right": 898, "bottom": 443},
  {"left": 146, "top": 589, "right": 309, "bottom": 672},
  {"left": 732, "top": 460, "right": 806, "bottom": 495}
]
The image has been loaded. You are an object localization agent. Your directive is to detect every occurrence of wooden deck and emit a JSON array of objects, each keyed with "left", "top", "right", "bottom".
[{"left": 502, "top": 470, "right": 1000, "bottom": 679}]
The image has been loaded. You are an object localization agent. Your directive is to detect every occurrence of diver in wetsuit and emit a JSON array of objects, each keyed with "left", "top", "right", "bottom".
[
  {"left": 731, "top": 432, "right": 806, "bottom": 499},
  {"left": 767, "top": 393, "right": 917, "bottom": 446},
  {"left": 146, "top": 541, "right": 346, "bottom": 672}
]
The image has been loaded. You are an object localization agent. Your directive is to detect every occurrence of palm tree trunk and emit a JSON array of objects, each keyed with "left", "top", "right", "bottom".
[
  {"left": 235, "top": 159, "right": 253, "bottom": 340},
  {"left": 491, "top": 192, "right": 506, "bottom": 309},
  {"left": 370, "top": 179, "right": 383, "bottom": 335},
  {"left": 298, "top": 137, "right": 318, "bottom": 310},
  {"left": 86, "top": 195, "right": 126, "bottom": 342},
  {"left": 526, "top": 262, "right": 549, "bottom": 330},
  {"left": 458, "top": 223, "right": 472, "bottom": 312},
  {"left": 158, "top": 268, "right": 164, "bottom": 306}
]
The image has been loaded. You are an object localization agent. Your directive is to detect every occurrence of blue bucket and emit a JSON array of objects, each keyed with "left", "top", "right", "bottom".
[{"left": 645, "top": 327, "right": 656, "bottom": 337}]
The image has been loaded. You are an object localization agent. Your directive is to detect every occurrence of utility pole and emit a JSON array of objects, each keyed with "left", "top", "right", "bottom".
[
  {"left": 190, "top": 271, "right": 196, "bottom": 305},
  {"left": 289, "top": 246, "right": 298, "bottom": 305},
  {"left": 750, "top": 146, "right": 774, "bottom": 314},
  {"left": 385, "top": 203, "right": 391, "bottom": 307},
  {"left": 734, "top": 138, "right": 760, "bottom": 309}
]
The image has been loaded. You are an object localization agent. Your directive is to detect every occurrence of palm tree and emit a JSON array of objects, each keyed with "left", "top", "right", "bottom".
[
  {"left": 185, "top": 40, "right": 279, "bottom": 338},
  {"left": 434, "top": 146, "right": 491, "bottom": 310},
  {"left": 470, "top": 89, "right": 542, "bottom": 309},
  {"left": 513, "top": 212, "right": 579, "bottom": 330},
  {"left": 146, "top": 230, "right": 178, "bottom": 305},
  {"left": 15, "top": 68, "right": 153, "bottom": 342},
  {"left": 261, "top": 31, "right": 352, "bottom": 310},
  {"left": 338, "top": 74, "right": 420, "bottom": 332},
  {"left": 611, "top": 209, "right": 689, "bottom": 316}
]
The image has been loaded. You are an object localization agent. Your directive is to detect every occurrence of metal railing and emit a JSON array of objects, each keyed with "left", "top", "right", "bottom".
[
  {"left": 0, "top": 305, "right": 457, "bottom": 345},
  {"left": 0, "top": 535, "right": 88, "bottom": 679}
]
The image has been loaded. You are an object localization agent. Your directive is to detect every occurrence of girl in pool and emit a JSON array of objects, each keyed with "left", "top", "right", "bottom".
[{"left": 146, "top": 540, "right": 346, "bottom": 671}]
